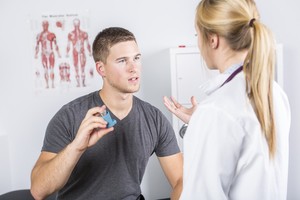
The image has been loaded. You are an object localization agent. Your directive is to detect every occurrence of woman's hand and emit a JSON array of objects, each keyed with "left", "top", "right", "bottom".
[{"left": 163, "top": 96, "right": 198, "bottom": 124}]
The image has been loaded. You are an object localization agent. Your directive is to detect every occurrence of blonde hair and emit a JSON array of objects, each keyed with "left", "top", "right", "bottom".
[{"left": 196, "top": 0, "right": 276, "bottom": 158}]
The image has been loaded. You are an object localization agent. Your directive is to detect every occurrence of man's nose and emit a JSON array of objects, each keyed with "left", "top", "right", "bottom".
[{"left": 128, "top": 60, "right": 139, "bottom": 72}]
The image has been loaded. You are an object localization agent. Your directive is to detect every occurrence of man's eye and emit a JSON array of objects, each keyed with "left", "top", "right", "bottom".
[
  {"left": 118, "top": 59, "right": 126, "bottom": 63},
  {"left": 134, "top": 55, "right": 141, "bottom": 61}
]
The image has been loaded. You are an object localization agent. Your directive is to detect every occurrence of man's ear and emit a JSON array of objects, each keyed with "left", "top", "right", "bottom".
[
  {"left": 209, "top": 33, "right": 219, "bottom": 49},
  {"left": 96, "top": 61, "right": 105, "bottom": 77}
]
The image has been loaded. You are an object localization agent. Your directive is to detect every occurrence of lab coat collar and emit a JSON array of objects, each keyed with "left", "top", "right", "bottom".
[{"left": 199, "top": 63, "right": 243, "bottom": 96}]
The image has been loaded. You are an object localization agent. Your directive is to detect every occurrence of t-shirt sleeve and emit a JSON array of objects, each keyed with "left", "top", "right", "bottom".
[
  {"left": 42, "top": 108, "right": 74, "bottom": 153},
  {"left": 154, "top": 109, "right": 180, "bottom": 157}
]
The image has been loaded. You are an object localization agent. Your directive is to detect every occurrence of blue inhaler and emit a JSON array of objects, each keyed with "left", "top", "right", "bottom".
[{"left": 100, "top": 110, "right": 117, "bottom": 128}]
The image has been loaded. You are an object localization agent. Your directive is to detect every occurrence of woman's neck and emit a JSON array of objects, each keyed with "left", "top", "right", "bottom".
[{"left": 218, "top": 49, "right": 248, "bottom": 73}]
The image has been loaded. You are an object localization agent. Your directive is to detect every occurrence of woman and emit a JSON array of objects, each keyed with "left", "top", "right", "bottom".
[{"left": 164, "top": 0, "right": 291, "bottom": 199}]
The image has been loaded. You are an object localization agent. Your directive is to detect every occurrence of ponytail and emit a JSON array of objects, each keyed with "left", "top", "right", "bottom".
[
  {"left": 196, "top": 0, "right": 277, "bottom": 158},
  {"left": 244, "top": 19, "right": 276, "bottom": 158}
]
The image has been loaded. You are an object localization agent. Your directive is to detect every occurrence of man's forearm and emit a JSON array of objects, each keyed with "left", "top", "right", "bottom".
[
  {"left": 31, "top": 143, "right": 84, "bottom": 200},
  {"left": 171, "top": 178, "right": 183, "bottom": 200}
]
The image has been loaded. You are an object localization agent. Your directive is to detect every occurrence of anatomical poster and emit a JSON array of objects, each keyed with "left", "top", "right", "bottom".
[{"left": 29, "top": 11, "right": 95, "bottom": 94}]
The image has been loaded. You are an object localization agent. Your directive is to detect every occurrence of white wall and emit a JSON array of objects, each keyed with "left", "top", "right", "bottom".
[
  {"left": 1, "top": 0, "right": 299, "bottom": 199},
  {"left": 0, "top": 0, "right": 198, "bottom": 199},
  {"left": 0, "top": 130, "right": 11, "bottom": 192}
]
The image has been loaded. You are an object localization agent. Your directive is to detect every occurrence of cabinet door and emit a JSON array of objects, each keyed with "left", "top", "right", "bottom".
[
  {"left": 175, "top": 53, "right": 216, "bottom": 103},
  {"left": 170, "top": 47, "right": 219, "bottom": 149}
]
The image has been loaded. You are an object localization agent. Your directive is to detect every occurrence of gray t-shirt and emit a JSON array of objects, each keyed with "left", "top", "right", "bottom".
[{"left": 42, "top": 91, "right": 180, "bottom": 200}]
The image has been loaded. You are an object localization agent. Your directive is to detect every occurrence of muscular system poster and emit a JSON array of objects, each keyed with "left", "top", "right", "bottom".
[{"left": 30, "top": 11, "right": 95, "bottom": 93}]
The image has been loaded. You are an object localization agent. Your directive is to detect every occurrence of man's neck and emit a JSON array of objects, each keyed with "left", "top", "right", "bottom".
[{"left": 99, "top": 89, "right": 133, "bottom": 120}]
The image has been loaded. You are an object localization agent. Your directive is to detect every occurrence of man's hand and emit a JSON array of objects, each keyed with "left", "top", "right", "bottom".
[{"left": 72, "top": 105, "right": 114, "bottom": 152}]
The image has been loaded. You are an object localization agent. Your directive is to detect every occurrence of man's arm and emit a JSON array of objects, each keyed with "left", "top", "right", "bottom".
[
  {"left": 30, "top": 145, "right": 83, "bottom": 200},
  {"left": 158, "top": 153, "right": 183, "bottom": 200},
  {"left": 30, "top": 106, "right": 113, "bottom": 200}
]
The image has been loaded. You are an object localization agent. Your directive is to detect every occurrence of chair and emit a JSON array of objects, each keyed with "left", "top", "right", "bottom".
[{"left": 0, "top": 189, "right": 56, "bottom": 200}]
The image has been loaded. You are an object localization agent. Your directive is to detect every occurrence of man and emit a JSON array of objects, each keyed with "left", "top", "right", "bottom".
[
  {"left": 31, "top": 27, "right": 183, "bottom": 200},
  {"left": 66, "top": 18, "right": 92, "bottom": 87},
  {"left": 35, "top": 20, "right": 61, "bottom": 89}
]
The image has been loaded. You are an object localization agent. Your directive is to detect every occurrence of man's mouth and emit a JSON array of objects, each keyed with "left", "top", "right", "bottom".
[{"left": 129, "top": 77, "right": 139, "bottom": 81}]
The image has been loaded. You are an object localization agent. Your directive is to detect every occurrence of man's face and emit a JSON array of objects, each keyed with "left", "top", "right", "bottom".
[{"left": 102, "top": 40, "right": 141, "bottom": 94}]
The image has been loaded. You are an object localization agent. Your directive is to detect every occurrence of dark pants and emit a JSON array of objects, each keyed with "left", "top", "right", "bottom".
[
  {"left": 137, "top": 194, "right": 170, "bottom": 200},
  {"left": 137, "top": 194, "right": 145, "bottom": 200}
]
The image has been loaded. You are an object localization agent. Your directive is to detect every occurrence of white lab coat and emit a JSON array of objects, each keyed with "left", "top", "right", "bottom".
[{"left": 180, "top": 67, "right": 291, "bottom": 200}]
